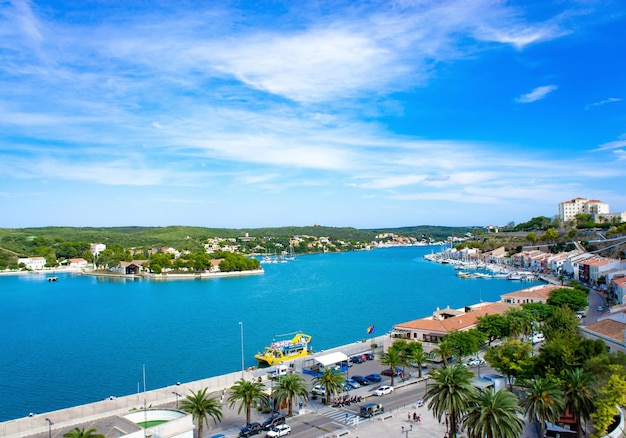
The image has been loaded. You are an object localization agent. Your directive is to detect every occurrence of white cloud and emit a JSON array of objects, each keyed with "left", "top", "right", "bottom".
[
  {"left": 595, "top": 139, "right": 626, "bottom": 152},
  {"left": 585, "top": 97, "right": 622, "bottom": 109},
  {"left": 515, "top": 85, "right": 558, "bottom": 103}
]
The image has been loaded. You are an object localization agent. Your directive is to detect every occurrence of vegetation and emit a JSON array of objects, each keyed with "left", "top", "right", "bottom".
[
  {"left": 312, "top": 368, "right": 344, "bottom": 405},
  {"left": 227, "top": 379, "right": 267, "bottom": 425},
  {"left": 272, "top": 373, "right": 309, "bottom": 416},
  {"left": 546, "top": 287, "right": 588, "bottom": 312},
  {"left": 179, "top": 388, "right": 223, "bottom": 438},
  {"left": 519, "top": 378, "right": 564, "bottom": 438},
  {"left": 379, "top": 346, "right": 404, "bottom": 386},
  {"left": 63, "top": 428, "right": 105, "bottom": 438},
  {"left": 424, "top": 364, "right": 474, "bottom": 438},
  {"left": 463, "top": 388, "right": 524, "bottom": 438}
]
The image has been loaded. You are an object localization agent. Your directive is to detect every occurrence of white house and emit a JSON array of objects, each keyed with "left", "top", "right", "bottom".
[
  {"left": 17, "top": 257, "right": 47, "bottom": 270},
  {"left": 68, "top": 258, "right": 88, "bottom": 268},
  {"left": 90, "top": 243, "right": 106, "bottom": 257}
]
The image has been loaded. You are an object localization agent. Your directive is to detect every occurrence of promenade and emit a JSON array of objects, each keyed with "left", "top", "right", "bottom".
[{"left": 2, "top": 331, "right": 546, "bottom": 438}]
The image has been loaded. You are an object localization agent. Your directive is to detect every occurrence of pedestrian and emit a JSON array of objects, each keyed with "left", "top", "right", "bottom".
[
  {"left": 413, "top": 412, "right": 417, "bottom": 422},
  {"left": 417, "top": 414, "right": 422, "bottom": 425},
  {"left": 408, "top": 412, "right": 412, "bottom": 421}
]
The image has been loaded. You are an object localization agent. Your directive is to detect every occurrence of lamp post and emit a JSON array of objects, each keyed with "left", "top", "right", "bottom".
[
  {"left": 172, "top": 391, "right": 181, "bottom": 410},
  {"left": 530, "top": 321, "right": 535, "bottom": 357},
  {"left": 45, "top": 418, "right": 52, "bottom": 438},
  {"left": 239, "top": 322, "right": 245, "bottom": 379},
  {"left": 401, "top": 425, "right": 413, "bottom": 437}
]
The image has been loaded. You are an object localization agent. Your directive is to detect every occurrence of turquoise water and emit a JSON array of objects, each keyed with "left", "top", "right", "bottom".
[{"left": 0, "top": 246, "right": 542, "bottom": 421}]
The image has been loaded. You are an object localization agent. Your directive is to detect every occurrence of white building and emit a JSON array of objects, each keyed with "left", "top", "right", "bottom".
[
  {"left": 558, "top": 197, "right": 609, "bottom": 223},
  {"left": 68, "top": 258, "right": 88, "bottom": 268},
  {"left": 90, "top": 243, "right": 106, "bottom": 257},
  {"left": 17, "top": 257, "right": 47, "bottom": 270}
]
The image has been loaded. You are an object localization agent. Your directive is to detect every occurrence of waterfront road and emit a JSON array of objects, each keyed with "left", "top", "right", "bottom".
[{"left": 23, "top": 357, "right": 543, "bottom": 438}]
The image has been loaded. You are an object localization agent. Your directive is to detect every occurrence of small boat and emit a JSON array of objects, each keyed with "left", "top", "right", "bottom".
[{"left": 255, "top": 332, "right": 312, "bottom": 366}]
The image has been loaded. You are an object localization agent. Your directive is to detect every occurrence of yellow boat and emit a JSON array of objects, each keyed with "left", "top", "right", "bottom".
[{"left": 255, "top": 332, "right": 312, "bottom": 366}]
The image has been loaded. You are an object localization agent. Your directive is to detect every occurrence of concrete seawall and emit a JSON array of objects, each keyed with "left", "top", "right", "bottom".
[{"left": 0, "top": 336, "right": 387, "bottom": 438}]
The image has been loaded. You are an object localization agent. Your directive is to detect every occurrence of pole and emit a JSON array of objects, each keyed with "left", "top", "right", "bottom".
[
  {"left": 239, "top": 322, "right": 245, "bottom": 379},
  {"left": 45, "top": 418, "right": 52, "bottom": 438},
  {"left": 401, "top": 425, "right": 413, "bottom": 437}
]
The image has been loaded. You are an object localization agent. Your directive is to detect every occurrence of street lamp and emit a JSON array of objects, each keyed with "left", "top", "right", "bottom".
[
  {"left": 172, "top": 391, "right": 181, "bottom": 409},
  {"left": 45, "top": 418, "right": 52, "bottom": 438},
  {"left": 401, "top": 425, "right": 413, "bottom": 437},
  {"left": 239, "top": 322, "right": 245, "bottom": 379}
]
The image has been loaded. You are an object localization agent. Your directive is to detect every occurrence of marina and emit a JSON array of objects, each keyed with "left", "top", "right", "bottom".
[{"left": 0, "top": 246, "right": 544, "bottom": 422}]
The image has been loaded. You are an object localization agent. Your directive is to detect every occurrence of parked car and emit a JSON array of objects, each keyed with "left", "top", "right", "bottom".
[
  {"left": 351, "top": 375, "right": 370, "bottom": 385},
  {"left": 364, "top": 352, "right": 375, "bottom": 360},
  {"left": 311, "top": 385, "right": 326, "bottom": 396},
  {"left": 239, "top": 422, "right": 262, "bottom": 437},
  {"left": 381, "top": 368, "right": 403, "bottom": 377},
  {"left": 597, "top": 305, "right": 604, "bottom": 312},
  {"left": 345, "top": 378, "right": 361, "bottom": 389},
  {"left": 466, "top": 357, "right": 485, "bottom": 367},
  {"left": 266, "top": 424, "right": 291, "bottom": 437},
  {"left": 364, "top": 373, "right": 382, "bottom": 383},
  {"left": 374, "top": 385, "right": 394, "bottom": 396},
  {"left": 262, "top": 414, "right": 286, "bottom": 430},
  {"left": 349, "top": 355, "right": 364, "bottom": 364}
]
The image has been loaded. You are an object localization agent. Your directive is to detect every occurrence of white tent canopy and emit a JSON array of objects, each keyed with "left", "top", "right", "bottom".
[{"left": 315, "top": 352, "right": 348, "bottom": 367}]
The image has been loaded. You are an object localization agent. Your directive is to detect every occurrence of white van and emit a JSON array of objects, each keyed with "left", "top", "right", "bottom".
[
  {"left": 531, "top": 333, "right": 545, "bottom": 344},
  {"left": 268, "top": 364, "right": 289, "bottom": 379}
]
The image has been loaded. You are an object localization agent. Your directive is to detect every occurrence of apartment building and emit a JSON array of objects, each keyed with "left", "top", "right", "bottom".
[{"left": 558, "top": 197, "right": 609, "bottom": 223}]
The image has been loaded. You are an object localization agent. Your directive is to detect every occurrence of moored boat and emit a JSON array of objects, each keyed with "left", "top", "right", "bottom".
[{"left": 255, "top": 332, "right": 312, "bottom": 366}]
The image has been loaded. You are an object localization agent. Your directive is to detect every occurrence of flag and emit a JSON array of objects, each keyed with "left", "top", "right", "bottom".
[{"left": 367, "top": 324, "right": 374, "bottom": 334}]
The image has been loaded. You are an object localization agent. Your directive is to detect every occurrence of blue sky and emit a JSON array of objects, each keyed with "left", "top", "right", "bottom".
[{"left": 1, "top": 0, "right": 625, "bottom": 229}]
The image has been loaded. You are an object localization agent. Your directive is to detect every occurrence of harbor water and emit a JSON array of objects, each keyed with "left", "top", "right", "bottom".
[{"left": 0, "top": 246, "right": 542, "bottom": 421}]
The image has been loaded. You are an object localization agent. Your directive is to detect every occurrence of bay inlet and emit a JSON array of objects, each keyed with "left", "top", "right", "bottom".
[{"left": 0, "top": 246, "right": 543, "bottom": 421}]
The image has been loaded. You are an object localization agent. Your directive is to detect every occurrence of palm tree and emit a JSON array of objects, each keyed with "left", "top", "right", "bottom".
[
  {"left": 409, "top": 349, "right": 430, "bottom": 379},
  {"left": 506, "top": 308, "right": 534, "bottom": 340},
  {"left": 463, "top": 388, "right": 524, "bottom": 438},
  {"left": 63, "top": 428, "right": 104, "bottom": 438},
  {"left": 227, "top": 378, "right": 268, "bottom": 425},
  {"left": 379, "top": 347, "right": 403, "bottom": 386},
  {"left": 273, "top": 373, "right": 309, "bottom": 416},
  {"left": 180, "top": 387, "right": 223, "bottom": 438},
  {"left": 520, "top": 377, "right": 564, "bottom": 438},
  {"left": 562, "top": 368, "right": 594, "bottom": 438},
  {"left": 424, "top": 364, "right": 474, "bottom": 438},
  {"left": 432, "top": 339, "right": 454, "bottom": 368},
  {"left": 313, "top": 368, "right": 344, "bottom": 405}
]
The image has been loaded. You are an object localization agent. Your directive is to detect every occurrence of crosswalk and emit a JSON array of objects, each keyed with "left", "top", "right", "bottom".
[{"left": 321, "top": 406, "right": 366, "bottom": 426}]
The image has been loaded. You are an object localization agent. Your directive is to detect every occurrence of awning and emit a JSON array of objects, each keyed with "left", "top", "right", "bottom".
[{"left": 315, "top": 352, "right": 348, "bottom": 366}]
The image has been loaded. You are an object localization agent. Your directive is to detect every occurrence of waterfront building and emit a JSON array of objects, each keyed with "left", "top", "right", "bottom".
[
  {"left": 113, "top": 260, "right": 149, "bottom": 275},
  {"left": 391, "top": 301, "right": 513, "bottom": 348},
  {"left": 16, "top": 257, "right": 46, "bottom": 270},
  {"left": 500, "top": 284, "right": 565, "bottom": 305},
  {"left": 578, "top": 257, "right": 621, "bottom": 285},
  {"left": 68, "top": 258, "right": 88, "bottom": 268}
]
